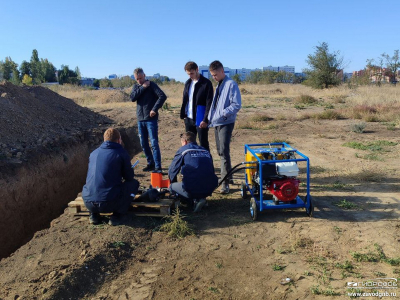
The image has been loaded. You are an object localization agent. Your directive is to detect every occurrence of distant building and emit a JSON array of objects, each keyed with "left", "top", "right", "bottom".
[
  {"left": 81, "top": 77, "right": 95, "bottom": 86},
  {"left": 146, "top": 73, "right": 170, "bottom": 82},
  {"left": 263, "top": 65, "right": 295, "bottom": 74},
  {"left": 352, "top": 68, "right": 399, "bottom": 83},
  {"left": 108, "top": 74, "right": 117, "bottom": 79},
  {"left": 199, "top": 64, "right": 295, "bottom": 81}
]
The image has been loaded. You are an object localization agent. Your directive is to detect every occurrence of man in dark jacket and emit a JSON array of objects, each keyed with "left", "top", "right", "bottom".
[
  {"left": 130, "top": 68, "right": 167, "bottom": 172},
  {"left": 82, "top": 128, "right": 139, "bottom": 225},
  {"left": 180, "top": 61, "right": 213, "bottom": 151},
  {"left": 168, "top": 132, "right": 218, "bottom": 212}
]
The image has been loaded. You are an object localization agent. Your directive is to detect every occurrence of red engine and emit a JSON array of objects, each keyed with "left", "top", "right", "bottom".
[{"left": 266, "top": 178, "right": 300, "bottom": 202}]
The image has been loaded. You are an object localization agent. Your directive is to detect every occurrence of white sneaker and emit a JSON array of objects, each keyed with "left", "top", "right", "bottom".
[
  {"left": 193, "top": 198, "right": 206, "bottom": 212},
  {"left": 220, "top": 184, "right": 230, "bottom": 194}
]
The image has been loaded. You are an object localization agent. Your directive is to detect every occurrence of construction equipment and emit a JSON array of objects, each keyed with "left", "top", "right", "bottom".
[{"left": 239, "top": 142, "right": 313, "bottom": 221}]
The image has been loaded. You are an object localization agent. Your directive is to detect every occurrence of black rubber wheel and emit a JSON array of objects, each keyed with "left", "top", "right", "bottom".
[
  {"left": 306, "top": 195, "right": 314, "bottom": 217},
  {"left": 240, "top": 182, "right": 248, "bottom": 199},
  {"left": 250, "top": 198, "right": 258, "bottom": 221}
]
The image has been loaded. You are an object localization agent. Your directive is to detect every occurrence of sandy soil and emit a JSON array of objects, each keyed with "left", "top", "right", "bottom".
[{"left": 0, "top": 86, "right": 399, "bottom": 300}]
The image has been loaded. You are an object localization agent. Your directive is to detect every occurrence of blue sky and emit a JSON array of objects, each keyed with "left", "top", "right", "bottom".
[{"left": 1, "top": 0, "right": 399, "bottom": 82}]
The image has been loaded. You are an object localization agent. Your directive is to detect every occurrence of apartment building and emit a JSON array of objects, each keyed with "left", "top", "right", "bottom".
[{"left": 199, "top": 65, "right": 295, "bottom": 81}]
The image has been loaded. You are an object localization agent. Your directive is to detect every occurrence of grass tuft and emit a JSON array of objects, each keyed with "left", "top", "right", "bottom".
[
  {"left": 159, "top": 208, "right": 194, "bottom": 239},
  {"left": 312, "top": 110, "right": 342, "bottom": 120},
  {"left": 335, "top": 199, "right": 357, "bottom": 210},
  {"left": 351, "top": 122, "right": 366, "bottom": 133},
  {"left": 272, "top": 264, "right": 286, "bottom": 271},
  {"left": 295, "top": 94, "right": 318, "bottom": 104},
  {"left": 343, "top": 140, "right": 397, "bottom": 151}
]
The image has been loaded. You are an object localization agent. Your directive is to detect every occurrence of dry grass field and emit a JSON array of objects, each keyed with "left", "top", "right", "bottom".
[{"left": 2, "top": 82, "right": 398, "bottom": 300}]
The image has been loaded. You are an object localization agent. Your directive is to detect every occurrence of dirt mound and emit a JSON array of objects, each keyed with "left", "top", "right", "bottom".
[
  {"left": 0, "top": 82, "right": 141, "bottom": 259},
  {"left": 0, "top": 81, "right": 110, "bottom": 168}
]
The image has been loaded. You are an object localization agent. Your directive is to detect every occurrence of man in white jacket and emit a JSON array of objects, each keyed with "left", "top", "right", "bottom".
[{"left": 207, "top": 60, "right": 242, "bottom": 194}]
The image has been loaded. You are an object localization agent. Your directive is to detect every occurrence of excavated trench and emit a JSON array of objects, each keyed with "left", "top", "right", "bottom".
[{"left": 0, "top": 126, "right": 140, "bottom": 259}]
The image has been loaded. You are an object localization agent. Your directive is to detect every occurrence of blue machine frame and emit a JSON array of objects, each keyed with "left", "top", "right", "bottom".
[{"left": 243, "top": 142, "right": 313, "bottom": 220}]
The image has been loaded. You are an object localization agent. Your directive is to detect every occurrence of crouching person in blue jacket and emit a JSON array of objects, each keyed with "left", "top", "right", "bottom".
[
  {"left": 82, "top": 128, "right": 139, "bottom": 226},
  {"left": 168, "top": 131, "right": 218, "bottom": 212}
]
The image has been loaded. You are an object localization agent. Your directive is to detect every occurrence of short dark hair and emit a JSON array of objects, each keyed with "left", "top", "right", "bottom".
[
  {"left": 180, "top": 131, "right": 195, "bottom": 143},
  {"left": 209, "top": 60, "right": 223, "bottom": 71},
  {"left": 104, "top": 128, "right": 121, "bottom": 143},
  {"left": 184, "top": 61, "right": 198, "bottom": 71},
  {"left": 134, "top": 68, "right": 144, "bottom": 76}
]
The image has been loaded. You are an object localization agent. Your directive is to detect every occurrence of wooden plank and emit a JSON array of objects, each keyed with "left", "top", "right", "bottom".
[{"left": 68, "top": 196, "right": 175, "bottom": 218}]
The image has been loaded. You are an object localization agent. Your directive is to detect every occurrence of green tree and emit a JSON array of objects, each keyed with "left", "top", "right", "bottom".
[
  {"left": 381, "top": 50, "right": 399, "bottom": 84},
  {"left": 261, "top": 70, "right": 277, "bottom": 84},
  {"left": 19, "top": 60, "right": 31, "bottom": 79},
  {"left": 11, "top": 69, "right": 20, "bottom": 85},
  {"left": 275, "top": 71, "right": 294, "bottom": 83},
  {"left": 120, "top": 75, "right": 134, "bottom": 88},
  {"left": 30, "top": 49, "right": 44, "bottom": 84},
  {"left": 99, "top": 78, "right": 112, "bottom": 88},
  {"left": 232, "top": 74, "right": 242, "bottom": 84},
  {"left": 74, "top": 66, "right": 81, "bottom": 80},
  {"left": 246, "top": 70, "right": 263, "bottom": 84},
  {"left": 152, "top": 78, "right": 163, "bottom": 85},
  {"left": 303, "top": 42, "right": 344, "bottom": 89},
  {"left": 111, "top": 75, "right": 134, "bottom": 88},
  {"left": 58, "top": 65, "right": 79, "bottom": 85},
  {"left": 1, "top": 57, "right": 20, "bottom": 84},
  {"left": 93, "top": 79, "right": 100, "bottom": 88},
  {"left": 41, "top": 59, "right": 57, "bottom": 82}
]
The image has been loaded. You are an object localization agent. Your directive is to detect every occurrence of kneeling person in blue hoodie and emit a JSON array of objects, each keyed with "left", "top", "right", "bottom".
[
  {"left": 82, "top": 128, "right": 139, "bottom": 225},
  {"left": 168, "top": 131, "right": 218, "bottom": 212}
]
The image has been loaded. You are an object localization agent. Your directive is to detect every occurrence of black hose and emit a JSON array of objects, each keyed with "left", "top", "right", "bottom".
[{"left": 217, "top": 166, "right": 255, "bottom": 188}]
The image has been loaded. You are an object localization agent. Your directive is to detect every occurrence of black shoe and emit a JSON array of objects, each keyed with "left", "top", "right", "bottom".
[
  {"left": 154, "top": 168, "right": 162, "bottom": 173},
  {"left": 142, "top": 164, "right": 155, "bottom": 172},
  {"left": 109, "top": 213, "right": 121, "bottom": 226},
  {"left": 108, "top": 213, "right": 128, "bottom": 226},
  {"left": 193, "top": 198, "right": 206, "bottom": 213},
  {"left": 89, "top": 213, "right": 101, "bottom": 225}
]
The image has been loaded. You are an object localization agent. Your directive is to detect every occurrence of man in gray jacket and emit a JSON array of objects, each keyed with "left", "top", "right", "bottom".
[
  {"left": 130, "top": 68, "right": 167, "bottom": 172},
  {"left": 207, "top": 60, "right": 241, "bottom": 194}
]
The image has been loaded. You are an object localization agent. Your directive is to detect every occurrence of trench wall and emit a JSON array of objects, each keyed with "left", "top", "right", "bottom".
[{"left": 0, "top": 127, "right": 139, "bottom": 259}]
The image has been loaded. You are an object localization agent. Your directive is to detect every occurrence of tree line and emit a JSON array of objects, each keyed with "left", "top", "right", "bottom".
[
  {"left": 233, "top": 42, "right": 399, "bottom": 89},
  {"left": 2, "top": 45, "right": 398, "bottom": 90},
  {"left": 0, "top": 49, "right": 80, "bottom": 85}
]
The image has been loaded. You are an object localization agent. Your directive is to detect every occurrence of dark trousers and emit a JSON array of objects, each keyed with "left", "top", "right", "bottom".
[
  {"left": 214, "top": 123, "right": 235, "bottom": 184},
  {"left": 84, "top": 180, "right": 139, "bottom": 215},
  {"left": 170, "top": 182, "right": 205, "bottom": 208},
  {"left": 184, "top": 118, "right": 210, "bottom": 151}
]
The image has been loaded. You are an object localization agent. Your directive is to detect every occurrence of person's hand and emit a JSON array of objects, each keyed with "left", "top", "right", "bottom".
[
  {"left": 142, "top": 80, "right": 150, "bottom": 88},
  {"left": 150, "top": 110, "right": 157, "bottom": 117},
  {"left": 199, "top": 121, "right": 208, "bottom": 128}
]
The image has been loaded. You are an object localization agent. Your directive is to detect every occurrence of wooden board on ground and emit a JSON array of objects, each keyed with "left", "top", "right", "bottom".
[{"left": 68, "top": 196, "right": 176, "bottom": 217}]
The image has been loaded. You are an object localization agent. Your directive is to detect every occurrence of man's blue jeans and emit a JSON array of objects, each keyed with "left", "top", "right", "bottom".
[{"left": 138, "top": 119, "right": 162, "bottom": 169}]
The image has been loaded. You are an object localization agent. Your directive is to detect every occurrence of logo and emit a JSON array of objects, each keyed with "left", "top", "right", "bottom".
[
  {"left": 347, "top": 282, "right": 358, "bottom": 287},
  {"left": 347, "top": 278, "right": 397, "bottom": 289}
]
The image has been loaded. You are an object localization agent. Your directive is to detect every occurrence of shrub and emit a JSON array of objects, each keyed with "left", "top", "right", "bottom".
[
  {"left": 312, "top": 110, "right": 342, "bottom": 120},
  {"left": 250, "top": 114, "right": 272, "bottom": 122},
  {"left": 295, "top": 94, "right": 317, "bottom": 104},
  {"left": 267, "top": 88, "right": 282, "bottom": 94},
  {"left": 351, "top": 122, "right": 366, "bottom": 133},
  {"left": 330, "top": 95, "right": 346, "bottom": 103},
  {"left": 240, "top": 88, "right": 251, "bottom": 95}
]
